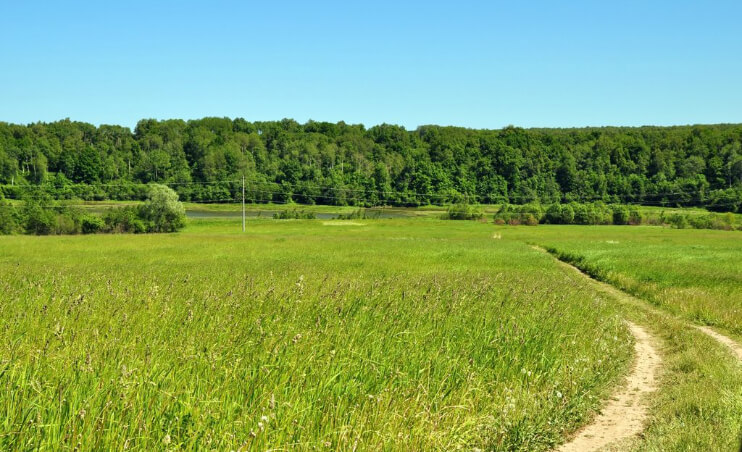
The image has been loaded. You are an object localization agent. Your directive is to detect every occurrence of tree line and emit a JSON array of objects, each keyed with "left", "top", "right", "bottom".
[{"left": 0, "top": 118, "right": 741, "bottom": 212}]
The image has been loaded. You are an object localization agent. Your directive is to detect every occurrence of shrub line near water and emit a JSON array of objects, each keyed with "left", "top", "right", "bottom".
[
  {"left": 0, "top": 184, "right": 186, "bottom": 235},
  {"left": 489, "top": 202, "right": 739, "bottom": 230}
]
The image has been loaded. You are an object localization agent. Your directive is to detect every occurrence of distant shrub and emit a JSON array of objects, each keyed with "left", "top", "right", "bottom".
[
  {"left": 628, "top": 207, "right": 642, "bottom": 225},
  {"left": 591, "top": 202, "right": 614, "bottom": 225},
  {"left": 103, "top": 207, "right": 146, "bottom": 233},
  {"left": 138, "top": 184, "right": 186, "bottom": 232},
  {"left": 493, "top": 201, "right": 741, "bottom": 230},
  {"left": 81, "top": 215, "right": 105, "bottom": 234},
  {"left": 444, "top": 202, "right": 484, "bottom": 220},
  {"left": 494, "top": 203, "right": 543, "bottom": 225},
  {"left": 4, "top": 184, "right": 188, "bottom": 236},
  {"left": 686, "top": 213, "right": 736, "bottom": 231},
  {"left": 667, "top": 213, "right": 689, "bottom": 229},
  {"left": 336, "top": 209, "right": 380, "bottom": 220},
  {"left": 612, "top": 205, "right": 630, "bottom": 225},
  {"left": 0, "top": 196, "right": 18, "bottom": 234},
  {"left": 572, "top": 203, "right": 590, "bottom": 224},
  {"left": 273, "top": 208, "right": 316, "bottom": 219},
  {"left": 23, "top": 204, "right": 58, "bottom": 235},
  {"left": 54, "top": 209, "right": 83, "bottom": 234},
  {"left": 544, "top": 204, "right": 561, "bottom": 224},
  {"left": 544, "top": 204, "right": 575, "bottom": 224},
  {"left": 522, "top": 213, "right": 539, "bottom": 226},
  {"left": 707, "top": 187, "right": 741, "bottom": 213}
]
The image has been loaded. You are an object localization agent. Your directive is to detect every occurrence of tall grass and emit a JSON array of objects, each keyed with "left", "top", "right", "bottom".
[
  {"left": 508, "top": 226, "right": 742, "bottom": 338},
  {"left": 0, "top": 219, "right": 631, "bottom": 450},
  {"left": 505, "top": 224, "right": 742, "bottom": 450}
]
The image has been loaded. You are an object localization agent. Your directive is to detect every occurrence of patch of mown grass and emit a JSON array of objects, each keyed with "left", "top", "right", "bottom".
[{"left": 0, "top": 219, "right": 631, "bottom": 450}]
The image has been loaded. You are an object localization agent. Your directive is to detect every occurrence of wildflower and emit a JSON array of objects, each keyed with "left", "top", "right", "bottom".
[{"left": 162, "top": 434, "right": 171, "bottom": 445}]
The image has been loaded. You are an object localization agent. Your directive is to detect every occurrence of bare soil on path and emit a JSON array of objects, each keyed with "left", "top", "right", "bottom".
[
  {"left": 527, "top": 246, "right": 662, "bottom": 451},
  {"left": 694, "top": 326, "right": 742, "bottom": 361},
  {"left": 531, "top": 245, "right": 742, "bottom": 451},
  {"left": 556, "top": 322, "right": 660, "bottom": 452}
]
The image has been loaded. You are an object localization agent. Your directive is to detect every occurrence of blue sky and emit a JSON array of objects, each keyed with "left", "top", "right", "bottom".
[{"left": 1, "top": 1, "right": 741, "bottom": 130}]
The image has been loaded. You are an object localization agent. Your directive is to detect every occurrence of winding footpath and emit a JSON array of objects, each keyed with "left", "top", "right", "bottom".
[
  {"left": 531, "top": 246, "right": 742, "bottom": 451},
  {"left": 694, "top": 326, "right": 742, "bottom": 361},
  {"left": 557, "top": 322, "right": 660, "bottom": 452}
]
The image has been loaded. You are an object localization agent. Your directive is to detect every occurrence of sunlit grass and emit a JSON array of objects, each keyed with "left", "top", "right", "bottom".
[
  {"left": 0, "top": 218, "right": 630, "bottom": 450},
  {"left": 504, "top": 224, "right": 742, "bottom": 450},
  {"left": 505, "top": 226, "right": 742, "bottom": 338}
]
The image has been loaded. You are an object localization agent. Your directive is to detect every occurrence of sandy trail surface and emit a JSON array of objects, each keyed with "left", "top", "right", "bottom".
[
  {"left": 694, "top": 326, "right": 742, "bottom": 361},
  {"left": 533, "top": 245, "right": 742, "bottom": 450},
  {"left": 557, "top": 322, "right": 661, "bottom": 452},
  {"left": 529, "top": 246, "right": 661, "bottom": 451}
]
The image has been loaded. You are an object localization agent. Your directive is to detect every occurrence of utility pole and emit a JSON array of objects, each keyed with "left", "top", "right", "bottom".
[{"left": 242, "top": 175, "right": 246, "bottom": 232}]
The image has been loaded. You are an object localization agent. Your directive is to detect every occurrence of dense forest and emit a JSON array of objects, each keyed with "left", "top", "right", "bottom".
[{"left": 0, "top": 118, "right": 741, "bottom": 212}]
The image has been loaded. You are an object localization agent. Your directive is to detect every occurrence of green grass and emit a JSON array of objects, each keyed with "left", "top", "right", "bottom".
[
  {"left": 502, "top": 225, "right": 742, "bottom": 450},
  {"left": 0, "top": 218, "right": 631, "bottom": 450},
  {"left": 504, "top": 226, "right": 742, "bottom": 339}
]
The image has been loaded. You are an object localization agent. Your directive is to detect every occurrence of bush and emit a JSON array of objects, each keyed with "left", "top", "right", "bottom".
[
  {"left": 612, "top": 205, "right": 630, "bottom": 225},
  {"left": 628, "top": 207, "right": 642, "bottom": 225},
  {"left": 444, "top": 203, "right": 484, "bottom": 220},
  {"left": 522, "top": 213, "right": 539, "bottom": 226},
  {"left": 138, "top": 184, "right": 186, "bottom": 232},
  {"left": 24, "top": 205, "right": 57, "bottom": 235},
  {"left": 494, "top": 203, "right": 543, "bottom": 225},
  {"left": 590, "top": 202, "right": 613, "bottom": 225},
  {"left": 572, "top": 203, "right": 590, "bottom": 224},
  {"left": 0, "top": 196, "right": 18, "bottom": 234},
  {"left": 667, "top": 214, "right": 689, "bottom": 229},
  {"left": 544, "top": 204, "right": 575, "bottom": 224},
  {"left": 103, "top": 206, "right": 146, "bottom": 233},
  {"left": 5, "top": 184, "right": 189, "bottom": 235},
  {"left": 54, "top": 212, "right": 81, "bottom": 235},
  {"left": 81, "top": 215, "right": 105, "bottom": 234},
  {"left": 273, "top": 208, "right": 316, "bottom": 219},
  {"left": 544, "top": 204, "right": 562, "bottom": 224},
  {"left": 336, "top": 209, "right": 381, "bottom": 220}
]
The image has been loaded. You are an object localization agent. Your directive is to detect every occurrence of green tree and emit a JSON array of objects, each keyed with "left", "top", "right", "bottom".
[
  {"left": 0, "top": 194, "right": 19, "bottom": 234},
  {"left": 138, "top": 184, "right": 186, "bottom": 232}
]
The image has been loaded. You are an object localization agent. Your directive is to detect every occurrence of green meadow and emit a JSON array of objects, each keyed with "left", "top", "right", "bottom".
[
  {"left": 508, "top": 226, "right": 742, "bottom": 338},
  {"left": 1, "top": 214, "right": 741, "bottom": 450},
  {"left": 0, "top": 218, "right": 631, "bottom": 450},
  {"left": 504, "top": 224, "right": 742, "bottom": 450}
]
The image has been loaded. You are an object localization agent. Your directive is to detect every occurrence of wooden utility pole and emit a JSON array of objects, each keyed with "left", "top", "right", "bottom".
[{"left": 242, "top": 175, "right": 246, "bottom": 232}]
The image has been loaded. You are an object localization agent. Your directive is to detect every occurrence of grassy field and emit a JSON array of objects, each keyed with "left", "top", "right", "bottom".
[
  {"left": 506, "top": 226, "right": 742, "bottom": 338},
  {"left": 503, "top": 225, "right": 742, "bottom": 450},
  {"left": 0, "top": 218, "right": 632, "bottom": 450}
]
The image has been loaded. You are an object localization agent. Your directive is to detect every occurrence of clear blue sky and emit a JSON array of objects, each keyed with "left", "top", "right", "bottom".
[{"left": 1, "top": 1, "right": 741, "bottom": 130}]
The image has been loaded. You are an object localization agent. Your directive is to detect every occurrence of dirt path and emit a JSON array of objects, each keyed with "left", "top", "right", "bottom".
[
  {"left": 694, "top": 326, "right": 742, "bottom": 361},
  {"left": 557, "top": 322, "right": 661, "bottom": 452},
  {"left": 532, "top": 246, "right": 742, "bottom": 363},
  {"left": 527, "top": 247, "right": 662, "bottom": 450},
  {"left": 531, "top": 245, "right": 742, "bottom": 450}
]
